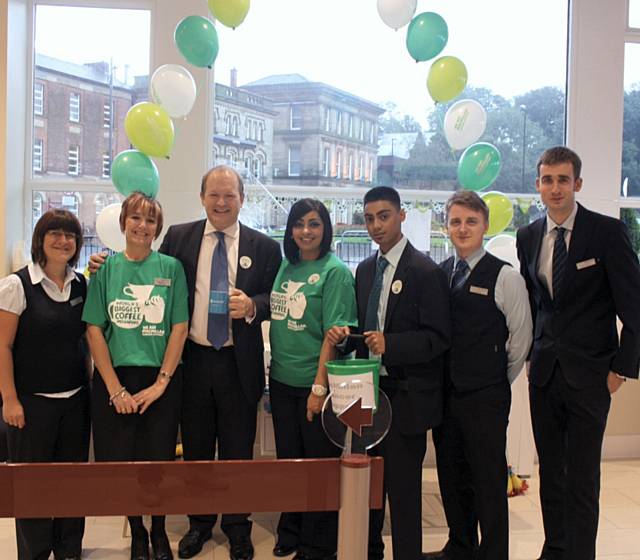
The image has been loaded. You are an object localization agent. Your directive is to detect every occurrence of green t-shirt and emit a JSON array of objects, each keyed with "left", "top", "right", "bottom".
[
  {"left": 269, "top": 252, "right": 357, "bottom": 388},
  {"left": 82, "top": 251, "right": 189, "bottom": 368}
]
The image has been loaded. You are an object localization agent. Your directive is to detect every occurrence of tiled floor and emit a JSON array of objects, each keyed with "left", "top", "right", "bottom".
[{"left": 1, "top": 460, "right": 639, "bottom": 558}]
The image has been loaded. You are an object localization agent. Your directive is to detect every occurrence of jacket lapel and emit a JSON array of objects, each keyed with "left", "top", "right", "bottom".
[
  {"left": 530, "top": 217, "right": 553, "bottom": 308},
  {"left": 384, "top": 243, "right": 411, "bottom": 331},
  {"left": 555, "top": 204, "right": 592, "bottom": 305},
  {"left": 235, "top": 223, "right": 253, "bottom": 292}
]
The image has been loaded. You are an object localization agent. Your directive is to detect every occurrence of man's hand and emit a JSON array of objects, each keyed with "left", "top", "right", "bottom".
[
  {"left": 607, "top": 371, "right": 626, "bottom": 394},
  {"left": 229, "top": 288, "right": 255, "bottom": 319},
  {"left": 364, "top": 331, "right": 385, "bottom": 355},
  {"left": 88, "top": 251, "right": 108, "bottom": 274},
  {"left": 326, "top": 325, "right": 350, "bottom": 346}
]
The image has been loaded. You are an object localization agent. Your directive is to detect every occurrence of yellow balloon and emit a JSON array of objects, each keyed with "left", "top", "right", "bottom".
[
  {"left": 481, "top": 191, "right": 514, "bottom": 237},
  {"left": 124, "top": 102, "right": 174, "bottom": 159},
  {"left": 208, "top": 0, "right": 250, "bottom": 29},
  {"left": 427, "top": 56, "right": 468, "bottom": 103}
]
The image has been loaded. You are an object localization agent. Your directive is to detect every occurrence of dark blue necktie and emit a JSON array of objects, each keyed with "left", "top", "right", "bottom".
[
  {"left": 451, "top": 259, "right": 469, "bottom": 292},
  {"left": 552, "top": 226, "right": 567, "bottom": 300},
  {"left": 207, "top": 231, "right": 229, "bottom": 349},
  {"left": 364, "top": 256, "right": 389, "bottom": 332}
]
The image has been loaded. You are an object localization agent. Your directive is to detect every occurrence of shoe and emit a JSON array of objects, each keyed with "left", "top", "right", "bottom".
[
  {"left": 229, "top": 535, "right": 254, "bottom": 560},
  {"left": 292, "top": 554, "right": 335, "bottom": 560},
  {"left": 273, "top": 542, "right": 297, "bottom": 557},
  {"left": 151, "top": 530, "right": 174, "bottom": 560},
  {"left": 422, "top": 552, "right": 448, "bottom": 559},
  {"left": 131, "top": 529, "right": 150, "bottom": 560},
  {"left": 178, "top": 529, "right": 212, "bottom": 559}
]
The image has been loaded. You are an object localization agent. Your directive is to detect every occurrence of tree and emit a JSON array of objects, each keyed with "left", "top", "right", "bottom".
[
  {"left": 379, "top": 101, "right": 422, "bottom": 134},
  {"left": 623, "top": 88, "right": 640, "bottom": 196}
]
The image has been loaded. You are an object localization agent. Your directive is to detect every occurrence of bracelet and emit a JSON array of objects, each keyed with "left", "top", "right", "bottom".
[
  {"left": 108, "top": 387, "right": 127, "bottom": 405},
  {"left": 158, "top": 370, "right": 173, "bottom": 383}
]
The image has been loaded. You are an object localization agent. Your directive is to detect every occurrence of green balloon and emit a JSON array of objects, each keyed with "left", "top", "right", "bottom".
[
  {"left": 481, "top": 191, "right": 514, "bottom": 237},
  {"left": 457, "top": 142, "right": 502, "bottom": 191},
  {"left": 174, "top": 15, "right": 219, "bottom": 68},
  {"left": 111, "top": 149, "right": 159, "bottom": 198},
  {"left": 406, "top": 12, "right": 448, "bottom": 62}
]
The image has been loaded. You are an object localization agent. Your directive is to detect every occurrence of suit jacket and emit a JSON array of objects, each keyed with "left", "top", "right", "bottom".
[
  {"left": 159, "top": 220, "right": 282, "bottom": 403},
  {"left": 354, "top": 241, "right": 451, "bottom": 434},
  {"left": 516, "top": 203, "right": 640, "bottom": 388}
]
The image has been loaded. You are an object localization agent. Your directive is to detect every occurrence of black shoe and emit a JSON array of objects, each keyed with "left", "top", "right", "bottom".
[
  {"left": 151, "top": 530, "right": 173, "bottom": 560},
  {"left": 293, "top": 554, "right": 335, "bottom": 560},
  {"left": 422, "top": 552, "right": 449, "bottom": 560},
  {"left": 131, "top": 529, "right": 150, "bottom": 560},
  {"left": 229, "top": 535, "right": 254, "bottom": 560},
  {"left": 273, "top": 542, "right": 297, "bottom": 557},
  {"left": 178, "top": 529, "right": 211, "bottom": 559}
]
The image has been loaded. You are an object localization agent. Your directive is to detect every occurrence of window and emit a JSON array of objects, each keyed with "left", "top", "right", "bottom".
[
  {"left": 335, "top": 150, "right": 343, "bottom": 178},
  {"left": 34, "top": 82, "right": 44, "bottom": 116},
  {"left": 290, "top": 105, "right": 302, "bottom": 130},
  {"left": 348, "top": 153, "right": 354, "bottom": 179},
  {"left": 348, "top": 114, "right": 353, "bottom": 137},
  {"left": 336, "top": 111, "right": 342, "bottom": 135},
  {"left": 258, "top": 123, "right": 264, "bottom": 142},
  {"left": 368, "top": 157, "right": 374, "bottom": 183},
  {"left": 102, "top": 152, "right": 111, "bottom": 178},
  {"left": 288, "top": 145, "right": 301, "bottom": 176},
  {"left": 631, "top": 0, "right": 640, "bottom": 28},
  {"left": 369, "top": 123, "right": 375, "bottom": 144},
  {"left": 623, "top": 43, "right": 640, "bottom": 196},
  {"left": 33, "top": 139, "right": 43, "bottom": 173},
  {"left": 323, "top": 147, "right": 330, "bottom": 176},
  {"left": 103, "top": 102, "right": 112, "bottom": 128},
  {"left": 325, "top": 108, "right": 330, "bottom": 132},
  {"left": 68, "top": 145, "right": 80, "bottom": 175},
  {"left": 358, "top": 154, "right": 365, "bottom": 181},
  {"left": 359, "top": 119, "right": 365, "bottom": 141},
  {"left": 254, "top": 156, "right": 264, "bottom": 180},
  {"left": 69, "top": 92, "right": 80, "bottom": 122}
]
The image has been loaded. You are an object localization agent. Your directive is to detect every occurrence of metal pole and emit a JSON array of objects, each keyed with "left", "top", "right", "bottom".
[
  {"left": 520, "top": 105, "right": 527, "bottom": 191},
  {"left": 337, "top": 454, "right": 371, "bottom": 560}
]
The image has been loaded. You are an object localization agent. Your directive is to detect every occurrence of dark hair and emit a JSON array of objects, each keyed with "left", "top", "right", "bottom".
[
  {"left": 284, "top": 198, "right": 333, "bottom": 264},
  {"left": 119, "top": 192, "right": 164, "bottom": 239},
  {"left": 363, "top": 186, "right": 401, "bottom": 210},
  {"left": 446, "top": 190, "right": 489, "bottom": 223},
  {"left": 537, "top": 146, "right": 582, "bottom": 178},
  {"left": 200, "top": 165, "right": 245, "bottom": 197},
  {"left": 31, "top": 209, "right": 83, "bottom": 268}
]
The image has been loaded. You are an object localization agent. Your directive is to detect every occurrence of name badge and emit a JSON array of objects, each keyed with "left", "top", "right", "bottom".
[
  {"left": 576, "top": 258, "right": 597, "bottom": 270},
  {"left": 469, "top": 285, "right": 489, "bottom": 296},
  {"left": 209, "top": 290, "right": 228, "bottom": 314},
  {"left": 70, "top": 296, "right": 83, "bottom": 307},
  {"left": 154, "top": 277, "right": 171, "bottom": 287}
]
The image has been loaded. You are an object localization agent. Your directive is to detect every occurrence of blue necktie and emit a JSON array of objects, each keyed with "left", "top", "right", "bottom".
[
  {"left": 364, "top": 256, "right": 389, "bottom": 332},
  {"left": 451, "top": 259, "right": 469, "bottom": 292},
  {"left": 207, "top": 231, "right": 229, "bottom": 349},
  {"left": 552, "top": 226, "right": 567, "bottom": 300}
]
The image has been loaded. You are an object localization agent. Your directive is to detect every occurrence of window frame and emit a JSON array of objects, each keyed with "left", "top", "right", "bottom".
[
  {"left": 288, "top": 144, "right": 301, "bottom": 176},
  {"left": 69, "top": 91, "right": 80, "bottom": 123},
  {"left": 34, "top": 82, "right": 44, "bottom": 116},
  {"left": 68, "top": 144, "right": 80, "bottom": 176},
  {"left": 33, "top": 138, "right": 43, "bottom": 172}
]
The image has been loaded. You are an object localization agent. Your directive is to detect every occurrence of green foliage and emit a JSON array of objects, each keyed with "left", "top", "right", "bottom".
[{"left": 620, "top": 208, "right": 640, "bottom": 255}]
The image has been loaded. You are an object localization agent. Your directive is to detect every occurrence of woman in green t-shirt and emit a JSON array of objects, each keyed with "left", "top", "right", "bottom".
[
  {"left": 84, "top": 193, "right": 189, "bottom": 560},
  {"left": 269, "top": 199, "right": 357, "bottom": 560}
]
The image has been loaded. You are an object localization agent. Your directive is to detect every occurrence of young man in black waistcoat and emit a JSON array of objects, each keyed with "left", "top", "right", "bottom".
[{"left": 424, "top": 190, "right": 532, "bottom": 560}]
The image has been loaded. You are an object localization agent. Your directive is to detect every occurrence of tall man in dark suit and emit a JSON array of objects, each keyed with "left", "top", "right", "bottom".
[
  {"left": 425, "top": 191, "right": 532, "bottom": 560},
  {"left": 328, "top": 186, "right": 451, "bottom": 560},
  {"left": 516, "top": 146, "right": 640, "bottom": 560}
]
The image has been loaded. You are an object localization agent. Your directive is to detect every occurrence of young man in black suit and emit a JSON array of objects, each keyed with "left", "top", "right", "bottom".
[
  {"left": 328, "top": 186, "right": 451, "bottom": 560},
  {"left": 516, "top": 146, "right": 640, "bottom": 560},
  {"left": 425, "top": 191, "right": 532, "bottom": 560}
]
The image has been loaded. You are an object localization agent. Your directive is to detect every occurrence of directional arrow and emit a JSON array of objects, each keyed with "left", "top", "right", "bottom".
[{"left": 338, "top": 398, "right": 374, "bottom": 437}]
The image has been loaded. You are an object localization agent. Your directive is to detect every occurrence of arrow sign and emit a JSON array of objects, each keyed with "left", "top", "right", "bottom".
[{"left": 338, "top": 398, "right": 374, "bottom": 437}]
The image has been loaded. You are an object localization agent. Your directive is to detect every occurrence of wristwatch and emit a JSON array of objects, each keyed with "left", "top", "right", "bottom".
[{"left": 311, "top": 384, "right": 328, "bottom": 397}]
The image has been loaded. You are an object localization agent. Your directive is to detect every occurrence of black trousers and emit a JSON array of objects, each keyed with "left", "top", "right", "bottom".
[
  {"left": 269, "top": 377, "right": 341, "bottom": 558},
  {"left": 432, "top": 381, "right": 511, "bottom": 560},
  {"left": 7, "top": 389, "right": 90, "bottom": 560},
  {"left": 92, "top": 366, "right": 182, "bottom": 463},
  {"left": 529, "top": 363, "right": 611, "bottom": 560},
  {"left": 181, "top": 341, "right": 256, "bottom": 539}
]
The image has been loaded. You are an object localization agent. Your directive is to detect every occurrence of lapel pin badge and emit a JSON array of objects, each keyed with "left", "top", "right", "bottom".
[
  {"left": 308, "top": 273, "right": 320, "bottom": 285},
  {"left": 239, "top": 256, "right": 252, "bottom": 269},
  {"left": 391, "top": 280, "right": 403, "bottom": 294}
]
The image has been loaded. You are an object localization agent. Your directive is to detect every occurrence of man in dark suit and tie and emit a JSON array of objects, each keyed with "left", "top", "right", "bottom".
[
  {"left": 328, "top": 186, "right": 451, "bottom": 560},
  {"left": 516, "top": 146, "right": 640, "bottom": 560}
]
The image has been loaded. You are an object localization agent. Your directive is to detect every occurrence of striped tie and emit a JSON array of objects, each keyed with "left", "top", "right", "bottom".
[
  {"left": 552, "top": 226, "right": 567, "bottom": 300},
  {"left": 451, "top": 259, "right": 469, "bottom": 292}
]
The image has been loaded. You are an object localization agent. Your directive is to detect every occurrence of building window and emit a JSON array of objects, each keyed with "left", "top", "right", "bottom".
[
  {"left": 368, "top": 157, "right": 374, "bottom": 183},
  {"left": 102, "top": 152, "right": 111, "bottom": 178},
  {"left": 245, "top": 154, "right": 253, "bottom": 173},
  {"left": 325, "top": 108, "right": 330, "bottom": 132},
  {"left": 290, "top": 105, "right": 302, "bottom": 130},
  {"left": 254, "top": 156, "right": 264, "bottom": 180},
  {"left": 323, "top": 147, "right": 330, "bottom": 176},
  {"left": 336, "top": 111, "right": 342, "bottom": 135},
  {"left": 289, "top": 145, "right": 301, "bottom": 176},
  {"left": 336, "top": 150, "right": 343, "bottom": 178},
  {"left": 348, "top": 114, "right": 354, "bottom": 137},
  {"left": 348, "top": 153, "right": 354, "bottom": 179},
  {"left": 33, "top": 139, "right": 43, "bottom": 173},
  {"left": 358, "top": 155, "right": 365, "bottom": 181},
  {"left": 103, "top": 102, "right": 112, "bottom": 128},
  {"left": 359, "top": 120, "right": 365, "bottom": 141},
  {"left": 258, "top": 123, "right": 264, "bottom": 142},
  {"left": 369, "top": 123, "right": 375, "bottom": 144},
  {"left": 34, "top": 83, "right": 44, "bottom": 116},
  {"left": 68, "top": 145, "right": 80, "bottom": 175},
  {"left": 69, "top": 92, "right": 80, "bottom": 123}
]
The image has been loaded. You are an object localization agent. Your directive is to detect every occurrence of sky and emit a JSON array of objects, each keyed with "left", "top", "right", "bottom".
[{"left": 34, "top": 1, "right": 639, "bottom": 128}]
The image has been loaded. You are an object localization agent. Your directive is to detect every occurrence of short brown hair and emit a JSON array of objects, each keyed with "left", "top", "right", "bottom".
[
  {"left": 537, "top": 146, "right": 582, "bottom": 178},
  {"left": 119, "top": 192, "right": 164, "bottom": 239},
  {"left": 200, "top": 165, "right": 244, "bottom": 197},
  {"left": 31, "top": 209, "right": 83, "bottom": 268},
  {"left": 446, "top": 190, "right": 489, "bottom": 223}
]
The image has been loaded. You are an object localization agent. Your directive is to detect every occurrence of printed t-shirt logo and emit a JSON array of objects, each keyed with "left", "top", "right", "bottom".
[
  {"left": 108, "top": 283, "right": 166, "bottom": 331},
  {"left": 271, "top": 280, "right": 307, "bottom": 324}
]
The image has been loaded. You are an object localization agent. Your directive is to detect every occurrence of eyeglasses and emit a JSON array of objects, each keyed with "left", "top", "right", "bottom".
[{"left": 46, "top": 230, "right": 77, "bottom": 241}]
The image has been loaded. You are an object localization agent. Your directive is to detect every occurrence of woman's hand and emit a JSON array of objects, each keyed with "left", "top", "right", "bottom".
[
  {"left": 112, "top": 389, "right": 139, "bottom": 414},
  {"left": 132, "top": 381, "right": 167, "bottom": 414},
  {"left": 2, "top": 396, "right": 25, "bottom": 428},
  {"left": 306, "top": 392, "right": 326, "bottom": 422},
  {"left": 326, "top": 325, "right": 350, "bottom": 346}
]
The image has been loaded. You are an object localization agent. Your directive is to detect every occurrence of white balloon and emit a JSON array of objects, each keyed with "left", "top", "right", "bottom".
[
  {"left": 444, "top": 99, "right": 487, "bottom": 151},
  {"left": 150, "top": 64, "right": 197, "bottom": 119},
  {"left": 96, "top": 203, "right": 125, "bottom": 252},
  {"left": 485, "top": 234, "right": 519, "bottom": 268},
  {"left": 377, "top": 0, "right": 417, "bottom": 30}
]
